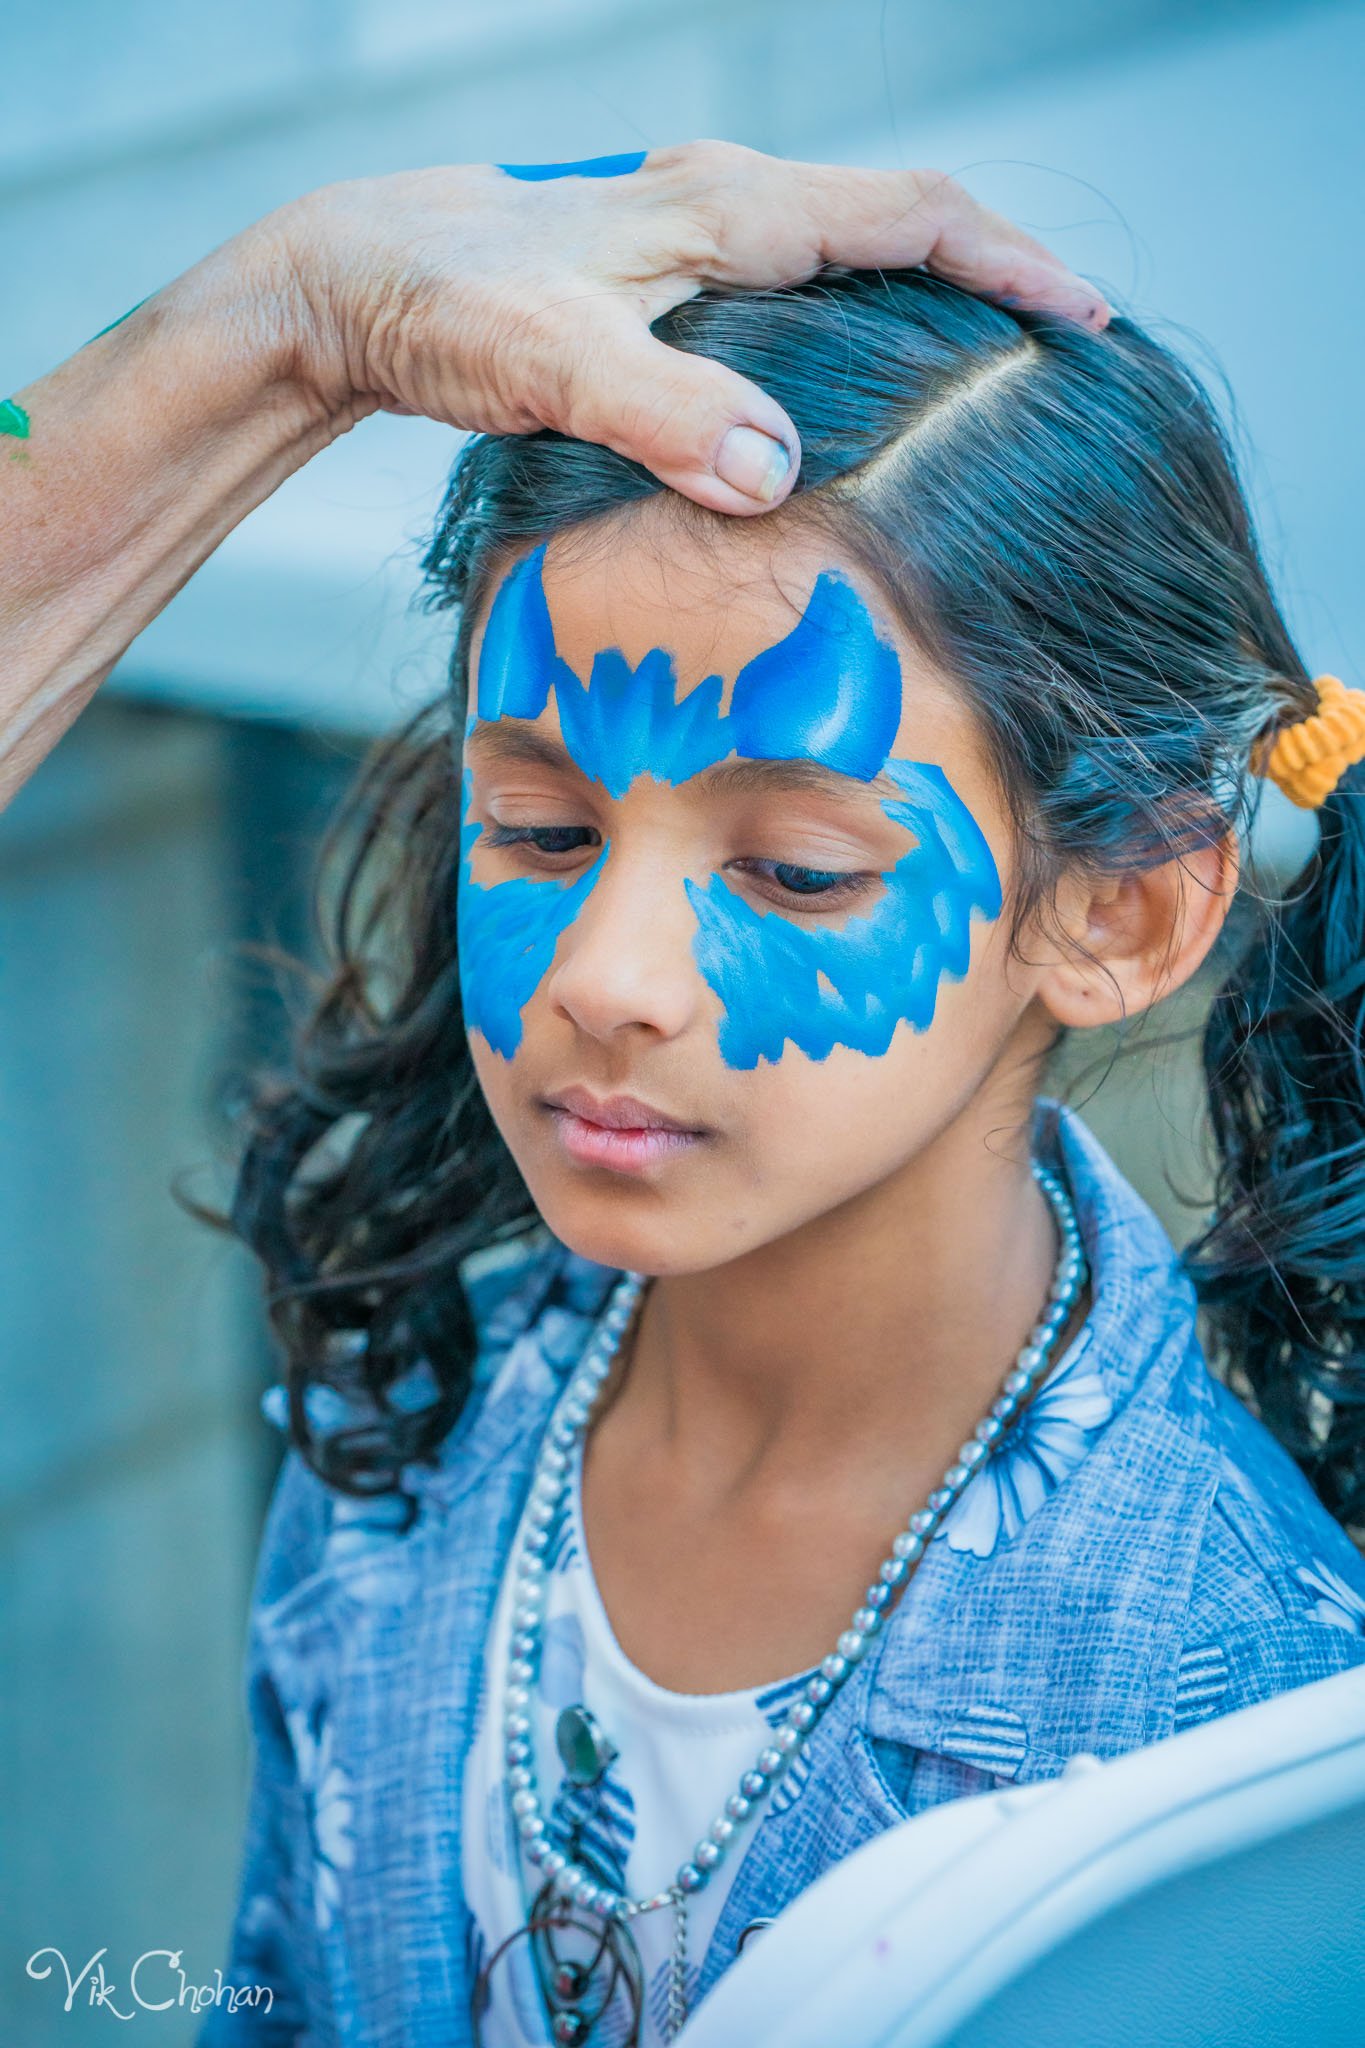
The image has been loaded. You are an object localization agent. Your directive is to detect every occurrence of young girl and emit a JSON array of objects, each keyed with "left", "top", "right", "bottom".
[{"left": 209, "top": 267, "right": 1365, "bottom": 2047}]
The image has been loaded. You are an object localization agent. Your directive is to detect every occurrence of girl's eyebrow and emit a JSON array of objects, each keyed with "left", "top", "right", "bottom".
[
  {"left": 695, "top": 757, "right": 904, "bottom": 807},
  {"left": 464, "top": 724, "right": 585, "bottom": 777},
  {"left": 465, "top": 721, "right": 904, "bottom": 806}
]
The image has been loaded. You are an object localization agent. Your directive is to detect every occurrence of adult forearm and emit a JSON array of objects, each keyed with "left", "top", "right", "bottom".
[
  {"left": 0, "top": 149, "right": 1109, "bottom": 813},
  {"left": 0, "top": 228, "right": 343, "bottom": 809}
]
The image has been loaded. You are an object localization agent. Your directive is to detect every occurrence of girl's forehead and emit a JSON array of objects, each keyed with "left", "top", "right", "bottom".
[
  {"left": 529, "top": 523, "right": 852, "bottom": 682},
  {"left": 470, "top": 518, "right": 970, "bottom": 768}
]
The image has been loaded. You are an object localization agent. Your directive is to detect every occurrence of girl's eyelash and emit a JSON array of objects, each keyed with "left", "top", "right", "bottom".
[
  {"left": 487, "top": 824, "right": 600, "bottom": 854},
  {"left": 736, "top": 859, "right": 874, "bottom": 904},
  {"left": 485, "top": 830, "right": 872, "bottom": 907}
]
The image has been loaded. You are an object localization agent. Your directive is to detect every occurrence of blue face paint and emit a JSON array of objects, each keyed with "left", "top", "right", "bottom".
[
  {"left": 496, "top": 152, "right": 647, "bottom": 181},
  {"left": 472, "top": 545, "right": 562, "bottom": 726},
  {"left": 473, "top": 547, "right": 900, "bottom": 789},
  {"left": 473, "top": 544, "right": 727, "bottom": 795},
  {"left": 458, "top": 774, "right": 608, "bottom": 1058},
  {"left": 556, "top": 649, "right": 729, "bottom": 797},
  {"left": 726, "top": 571, "right": 901, "bottom": 781},
  {"left": 460, "top": 551, "right": 1002, "bottom": 1065},
  {"left": 685, "top": 761, "right": 1002, "bottom": 1068}
]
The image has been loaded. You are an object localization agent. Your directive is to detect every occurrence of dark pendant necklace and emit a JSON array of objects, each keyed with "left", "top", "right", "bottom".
[
  {"left": 479, "top": 1161, "right": 1086, "bottom": 2042},
  {"left": 472, "top": 1873, "right": 645, "bottom": 2046},
  {"left": 473, "top": 1705, "right": 644, "bottom": 2044}
]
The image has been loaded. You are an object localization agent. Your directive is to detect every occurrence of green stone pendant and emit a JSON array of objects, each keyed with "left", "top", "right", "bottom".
[
  {"left": 555, "top": 1704, "right": 619, "bottom": 1787},
  {"left": 0, "top": 399, "right": 30, "bottom": 439}
]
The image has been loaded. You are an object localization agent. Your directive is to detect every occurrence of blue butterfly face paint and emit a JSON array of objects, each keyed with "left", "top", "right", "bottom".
[
  {"left": 686, "top": 762, "right": 1001, "bottom": 1069},
  {"left": 722, "top": 569, "right": 902, "bottom": 781},
  {"left": 470, "top": 544, "right": 727, "bottom": 795},
  {"left": 496, "top": 153, "right": 647, "bottom": 181},
  {"left": 458, "top": 775, "right": 608, "bottom": 1059},
  {"left": 460, "top": 547, "right": 1002, "bottom": 1066}
]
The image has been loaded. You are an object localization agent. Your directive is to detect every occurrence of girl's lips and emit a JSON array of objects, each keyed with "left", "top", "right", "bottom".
[{"left": 543, "top": 1090, "right": 708, "bottom": 1176}]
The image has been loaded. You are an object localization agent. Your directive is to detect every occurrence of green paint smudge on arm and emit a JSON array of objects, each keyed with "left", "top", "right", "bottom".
[
  {"left": 87, "top": 296, "right": 150, "bottom": 345},
  {"left": 0, "top": 399, "right": 30, "bottom": 439}
]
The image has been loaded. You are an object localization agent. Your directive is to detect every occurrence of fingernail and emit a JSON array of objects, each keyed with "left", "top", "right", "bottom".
[{"left": 715, "top": 425, "right": 791, "bottom": 503}]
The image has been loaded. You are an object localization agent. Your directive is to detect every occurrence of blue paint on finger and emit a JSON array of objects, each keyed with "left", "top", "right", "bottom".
[{"left": 496, "top": 153, "right": 647, "bottom": 182}]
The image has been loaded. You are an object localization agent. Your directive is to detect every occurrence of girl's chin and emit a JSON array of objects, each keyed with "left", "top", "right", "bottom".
[{"left": 530, "top": 1186, "right": 732, "bottom": 1281}]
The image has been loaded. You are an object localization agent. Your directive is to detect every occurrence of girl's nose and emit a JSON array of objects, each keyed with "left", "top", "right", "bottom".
[{"left": 544, "top": 853, "right": 703, "bottom": 1046}]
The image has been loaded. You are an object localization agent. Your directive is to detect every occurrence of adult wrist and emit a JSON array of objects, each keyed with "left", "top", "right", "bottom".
[
  {"left": 233, "top": 181, "right": 417, "bottom": 437},
  {"left": 152, "top": 214, "right": 358, "bottom": 450}
]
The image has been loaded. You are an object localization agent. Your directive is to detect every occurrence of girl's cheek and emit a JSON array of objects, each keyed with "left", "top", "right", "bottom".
[
  {"left": 457, "top": 803, "right": 609, "bottom": 1058},
  {"left": 688, "top": 761, "right": 1001, "bottom": 1071}
]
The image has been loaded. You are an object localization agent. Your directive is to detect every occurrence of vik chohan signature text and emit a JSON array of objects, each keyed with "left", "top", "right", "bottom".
[{"left": 27, "top": 1946, "right": 273, "bottom": 2019}]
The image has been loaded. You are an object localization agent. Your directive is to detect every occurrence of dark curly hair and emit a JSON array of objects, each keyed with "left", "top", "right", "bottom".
[{"left": 218, "top": 267, "right": 1365, "bottom": 1532}]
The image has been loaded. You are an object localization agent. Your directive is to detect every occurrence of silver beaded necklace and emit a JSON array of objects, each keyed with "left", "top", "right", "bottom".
[{"left": 498, "top": 1158, "right": 1086, "bottom": 2045}]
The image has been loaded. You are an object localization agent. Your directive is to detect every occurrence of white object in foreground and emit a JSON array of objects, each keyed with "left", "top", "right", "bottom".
[{"left": 680, "top": 1664, "right": 1365, "bottom": 2048}]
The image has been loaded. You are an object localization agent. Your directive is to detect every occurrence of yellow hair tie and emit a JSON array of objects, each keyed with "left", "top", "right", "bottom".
[{"left": 1256, "top": 674, "right": 1365, "bottom": 809}]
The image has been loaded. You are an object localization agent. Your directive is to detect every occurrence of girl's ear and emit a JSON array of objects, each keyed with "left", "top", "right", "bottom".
[{"left": 1036, "top": 833, "right": 1239, "bottom": 1029}]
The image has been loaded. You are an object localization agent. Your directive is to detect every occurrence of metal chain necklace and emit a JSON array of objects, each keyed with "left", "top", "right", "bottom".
[{"left": 496, "top": 1159, "right": 1086, "bottom": 2046}]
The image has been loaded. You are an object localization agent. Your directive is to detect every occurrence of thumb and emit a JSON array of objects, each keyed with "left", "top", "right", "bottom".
[{"left": 558, "top": 319, "right": 800, "bottom": 516}]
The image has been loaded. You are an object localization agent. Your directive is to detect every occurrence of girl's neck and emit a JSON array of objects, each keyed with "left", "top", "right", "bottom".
[{"left": 601, "top": 1081, "right": 1063, "bottom": 1509}]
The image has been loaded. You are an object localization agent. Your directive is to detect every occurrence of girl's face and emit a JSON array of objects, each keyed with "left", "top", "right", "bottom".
[{"left": 460, "top": 513, "right": 1050, "bottom": 1277}]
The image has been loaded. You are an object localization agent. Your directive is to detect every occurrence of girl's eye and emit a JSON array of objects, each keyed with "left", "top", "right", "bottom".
[
  {"left": 770, "top": 862, "right": 851, "bottom": 895},
  {"left": 488, "top": 824, "right": 600, "bottom": 858},
  {"left": 483, "top": 831, "right": 871, "bottom": 905},
  {"left": 735, "top": 859, "right": 874, "bottom": 906}
]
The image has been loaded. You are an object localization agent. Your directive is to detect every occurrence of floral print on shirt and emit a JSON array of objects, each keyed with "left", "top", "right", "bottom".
[
  {"left": 213, "top": 1106, "right": 1365, "bottom": 2047},
  {"left": 937, "top": 1333, "right": 1115, "bottom": 1559},
  {"left": 1297, "top": 1558, "right": 1365, "bottom": 1635},
  {"left": 284, "top": 1703, "right": 356, "bottom": 1934}
]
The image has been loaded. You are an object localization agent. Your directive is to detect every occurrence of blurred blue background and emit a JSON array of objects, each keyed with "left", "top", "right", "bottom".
[{"left": 1, "top": 2, "right": 1361, "bottom": 2040}]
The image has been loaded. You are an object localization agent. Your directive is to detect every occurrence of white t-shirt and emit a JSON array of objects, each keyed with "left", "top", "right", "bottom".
[{"left": 463, "top": 1428, "right": 815, "bottom": 2046}]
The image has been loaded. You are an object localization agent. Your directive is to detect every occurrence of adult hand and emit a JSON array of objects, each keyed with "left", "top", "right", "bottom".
[
  {"left": 274, "top": 143, "right": 1111, "bottom": 516},
  {"left": 1, "top": 142, "right": 1108, "bottom": 806}
]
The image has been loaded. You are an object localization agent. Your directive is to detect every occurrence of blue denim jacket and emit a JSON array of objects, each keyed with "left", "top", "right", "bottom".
[{"left": 201, "top": 1105, "right": 1365, "bottom": 2046}]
